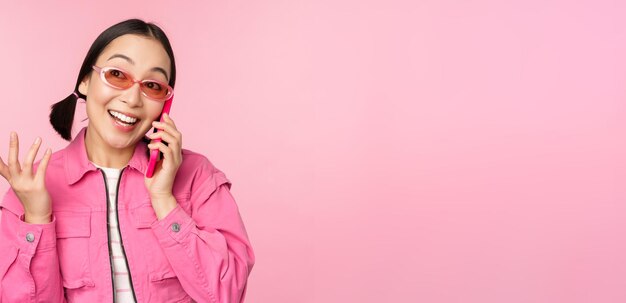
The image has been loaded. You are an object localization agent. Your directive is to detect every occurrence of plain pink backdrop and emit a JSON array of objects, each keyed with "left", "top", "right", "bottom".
[{"left": 2, "top": 1, "right": 626, "bottom": 302}]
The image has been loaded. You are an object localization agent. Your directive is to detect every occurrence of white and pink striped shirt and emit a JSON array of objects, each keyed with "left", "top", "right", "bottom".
[{"left": 94, "top": 164, "right": 136, "bottom": 303}]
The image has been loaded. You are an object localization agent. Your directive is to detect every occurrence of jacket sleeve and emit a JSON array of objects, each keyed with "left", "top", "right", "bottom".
[
  {"left": 0, "top": 189, "right": 65, "bottom": 303},
  {"left": 149, "top": 160, "right": 255, "bottom": 303}
]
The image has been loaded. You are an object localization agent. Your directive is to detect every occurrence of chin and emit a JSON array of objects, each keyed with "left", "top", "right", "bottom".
[{"left": 104, "top": 130, "right": 139, "bottom": 146}]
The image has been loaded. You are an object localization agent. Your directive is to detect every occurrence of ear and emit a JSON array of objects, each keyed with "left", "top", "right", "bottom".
[{"left": 78, "top": 74, "right": 91, "bottom": 96}]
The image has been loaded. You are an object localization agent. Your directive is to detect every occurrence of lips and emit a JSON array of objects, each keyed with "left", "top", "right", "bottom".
[
  {"left": 107, "top": 110, "right": 140, "bottom": 132},
  {"left": 111, "top": 116, "right": 138, "bottom": 132},
  {"left": 108, "top": 109, "right": 139, "bottom": 119},
  {"left": 108, "top": 110, "right": 140, "bottom": 125}
]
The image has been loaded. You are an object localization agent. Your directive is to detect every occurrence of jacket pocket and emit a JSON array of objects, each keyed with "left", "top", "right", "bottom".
[
  {"left": 149, "top": 269, "right": 191, "bottom": 302},
  {"left": 54, "top": 209, "right": 95, "bottom": 289},
  {"left": 131, "top": 197, "right": 192, "bottom": 302},
  {"left": 130, "top": 204, "right": 157, "bottom": 229}
]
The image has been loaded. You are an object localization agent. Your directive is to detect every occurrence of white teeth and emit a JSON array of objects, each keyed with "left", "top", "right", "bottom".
[{"left": 108, "top": 110, "right": 138, "bottom": 124}]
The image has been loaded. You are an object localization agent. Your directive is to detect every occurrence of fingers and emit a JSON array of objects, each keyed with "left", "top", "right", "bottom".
[
  {"left": 147, "top": 141, "right": 173, "bottom": 159},
  {"left": 147, "top": 130, "right": 180, "bottom": 151},
  {"left": 152, "top": 114, "right": 182, "bottom": 145},
  {"left": 22, "top": 137, "right": 42, "bottom": 175},
  {"left": 147, "top": 141, "right": 181, "bottom": 164},
  {"left": 8, "top": 132, "right": 21, "bottom": 176},
  {"left": 2, "top": 134, "right": 50, "bottom": 182},
  {"left": 162, "top": 113, "right": 177, "bottom": 128},
  {"left": 149, "top": 115, "right": 182, "bottom": 164},
  {"left": 0, "top": 156, "right": 9, "bottom": 180},
  {"left": 35, "top": 148, "right": 52, "bottom": 182}
]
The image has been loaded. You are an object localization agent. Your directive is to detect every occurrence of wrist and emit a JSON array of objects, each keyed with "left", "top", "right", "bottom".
[
  {"left": 24, "top": 213, "right": 51, "bottom": 224},
  {"left": 150, "top": 194, "right": 177, "bottom": 220},
  {"left": 150, "top": 191, "right": 173, "bottom": 200}
]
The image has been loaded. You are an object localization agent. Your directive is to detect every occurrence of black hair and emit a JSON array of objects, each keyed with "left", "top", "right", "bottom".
[{"left": 49, "top": 18, "right": 176, "bottom": 142}]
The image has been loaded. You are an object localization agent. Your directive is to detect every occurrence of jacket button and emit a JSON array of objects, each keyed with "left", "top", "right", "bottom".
[
  {"left": 171, "top": 222, "right": 181, "bottom": 232},
  {"left": 26, "top": 232, "right": 35, "bottom": 243}
]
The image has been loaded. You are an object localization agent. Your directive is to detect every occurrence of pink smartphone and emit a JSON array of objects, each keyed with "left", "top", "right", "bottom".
[{"left": 146, "top": 96, "right": 173, "bottom": 178}]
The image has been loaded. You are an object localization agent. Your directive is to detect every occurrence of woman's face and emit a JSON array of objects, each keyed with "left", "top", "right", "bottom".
[{"left": 78, "top": 34, "right": 172, "bottom": 150}]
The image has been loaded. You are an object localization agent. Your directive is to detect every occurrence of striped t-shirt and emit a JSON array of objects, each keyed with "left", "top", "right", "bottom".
[{"left": 93, "top": 163, "right": 136, "bottom": 302}]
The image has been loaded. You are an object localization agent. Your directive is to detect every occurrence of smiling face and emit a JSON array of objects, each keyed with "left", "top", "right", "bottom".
[{"left": 78, "top": 34, "right": 172, "bottom": 151}]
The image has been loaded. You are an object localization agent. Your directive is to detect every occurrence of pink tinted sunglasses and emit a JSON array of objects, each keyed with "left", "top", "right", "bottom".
[{"left": 92, "top": 65, "right": 173, "bottom": 102}]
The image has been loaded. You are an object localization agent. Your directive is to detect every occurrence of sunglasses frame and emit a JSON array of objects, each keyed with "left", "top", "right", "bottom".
[{"left": 92, "top": 65, "right": 174, "bottom": 102}]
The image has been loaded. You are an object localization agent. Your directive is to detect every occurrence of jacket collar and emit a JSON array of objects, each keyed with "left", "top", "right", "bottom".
[{"left": 65, "top": 127, "right": 149, "bottom": 185}]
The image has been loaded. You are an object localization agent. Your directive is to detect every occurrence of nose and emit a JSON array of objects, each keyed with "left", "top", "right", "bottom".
[{"left": 119, "top": 81, "right": 143, "bottom": 107}]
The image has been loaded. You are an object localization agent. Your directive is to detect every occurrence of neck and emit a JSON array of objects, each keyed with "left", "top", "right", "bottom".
[{"left": 84, "top": 127, "right": 135, "bottom": 169}]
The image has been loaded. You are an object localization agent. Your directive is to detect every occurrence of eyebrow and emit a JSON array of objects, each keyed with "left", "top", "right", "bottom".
[{"left": 107, "top": 54, "right": 169, "bottom": 81}]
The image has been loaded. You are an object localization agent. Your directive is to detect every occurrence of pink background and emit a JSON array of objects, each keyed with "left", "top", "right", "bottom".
[{"left": 2, "top": 1, "right": 626, "bottom": 302}]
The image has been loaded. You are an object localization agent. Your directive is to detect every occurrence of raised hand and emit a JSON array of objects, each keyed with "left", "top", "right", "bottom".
[
  {"left": 144, "top": 113, "right": 183, "bottom": 219},
  {"left": 0, "top": 132, "right": 53, "bottom": 224}
]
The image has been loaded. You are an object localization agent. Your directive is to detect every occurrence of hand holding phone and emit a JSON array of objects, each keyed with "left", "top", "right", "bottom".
[{"left": 146, "top": 97, "right": 173, "bottom": 178}]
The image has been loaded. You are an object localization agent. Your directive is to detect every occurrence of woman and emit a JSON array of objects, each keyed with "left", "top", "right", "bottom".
[{"left": 0, "top": 19, "right": 255, "bottom": 302}]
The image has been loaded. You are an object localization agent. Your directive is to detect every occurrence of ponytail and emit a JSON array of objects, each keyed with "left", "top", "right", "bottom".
[{"left": 49, "top": 91, "right": 84, "bottom": 141}]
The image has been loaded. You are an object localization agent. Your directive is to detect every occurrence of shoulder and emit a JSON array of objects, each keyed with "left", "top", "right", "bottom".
[
  {"left": 46, "top": 148, "right": 66, "bottom": 167},
  {"left": 180, "top": 148, "right": 223, "bottom": 175},
  {"left": 178, "top": 148, "right": 231, "bottom": 190}
]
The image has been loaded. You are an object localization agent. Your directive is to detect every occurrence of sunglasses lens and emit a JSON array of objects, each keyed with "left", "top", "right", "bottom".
[
  {"left": 141, "top": 81, "right": 170, "bottom": 100},
  {"left": 103, "top": 68, "right": 131, "bottom": 89},
  {"left": 100, "top": 67, "right": 171, "bottom": 101}
]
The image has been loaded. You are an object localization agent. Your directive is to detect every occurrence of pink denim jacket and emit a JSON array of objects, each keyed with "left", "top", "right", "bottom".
[{"left": 0, "top": 127, "right": 255, "bottom": 302}]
